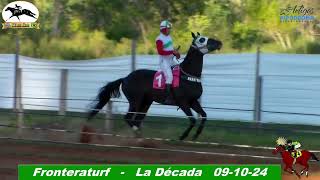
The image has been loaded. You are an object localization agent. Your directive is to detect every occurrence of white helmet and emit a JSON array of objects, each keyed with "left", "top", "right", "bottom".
[{"left": 160, "top": 20, "right": 172, "bottom": 29}]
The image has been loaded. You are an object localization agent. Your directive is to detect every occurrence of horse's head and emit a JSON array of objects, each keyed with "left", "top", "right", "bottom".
[
  {"left": 273, "top": 137, "right": 287, "bottom": 155},
  {"left": 272, "top": 145, "right": 285, "bottom": 155},
  {"left": 5, "top": 7, "right": 15, "bottom": 12},
  {"left": 191, "top": 32, "right": 222, "bottom": 54}
]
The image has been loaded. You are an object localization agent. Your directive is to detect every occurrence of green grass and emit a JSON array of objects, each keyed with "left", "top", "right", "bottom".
[{"left": 0, "top": 109, "right": 319, "bottom": 149}]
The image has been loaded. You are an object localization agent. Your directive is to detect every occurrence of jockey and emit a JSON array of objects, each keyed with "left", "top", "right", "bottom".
[
  {"left": 286, "top": 139, "right": 302, "bottom": 158},
  {"left": 15, "top": 4, "right": 22, "bottom": 10},
  {"left": 155, "top": 20, "right": 180, "bottom": 103}
]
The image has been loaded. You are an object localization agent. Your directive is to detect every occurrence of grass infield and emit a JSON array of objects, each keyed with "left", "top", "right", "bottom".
[{"left": 0, "top": 109, "right": 319, "bottom": 149}]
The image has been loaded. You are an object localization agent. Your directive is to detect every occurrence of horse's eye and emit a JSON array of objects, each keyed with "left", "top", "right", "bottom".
[{"left": 199, "top": 38, "right": 205, "bottom": 43}]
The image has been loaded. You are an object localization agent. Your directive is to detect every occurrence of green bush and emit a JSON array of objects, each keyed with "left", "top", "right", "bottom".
[
  {"left": 231, "top": 22, "right": 260, "bottom": 52},
  {"left": 291, "top": 41, "right": 320, "bottom": 54},
  {"left": 20, "top": 31, "right": 120, "bottom": 60}
]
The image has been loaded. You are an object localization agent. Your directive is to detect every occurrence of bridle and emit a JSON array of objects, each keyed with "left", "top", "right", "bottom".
[
  {"left": 191, "top": 36, "right": 209, "bottom": 54},
  {"left": 174, "top": 45, "right": 202, "bottom": 83}
]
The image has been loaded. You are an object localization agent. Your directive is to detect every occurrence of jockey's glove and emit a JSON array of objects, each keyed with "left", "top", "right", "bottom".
[{"left": 173, "top": 50, "right": 180, "bottom": 59}]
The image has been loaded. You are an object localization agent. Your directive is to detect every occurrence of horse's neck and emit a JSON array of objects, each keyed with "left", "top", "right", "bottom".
[
  {"left": 10, "top": 8, "right": 19, "bottom": 12},
  {"left": 281, "top": 150, "right": 291, "bottom": 158},
  {"left": 180, "top": 47, "right": 204, "bottom": 78}
]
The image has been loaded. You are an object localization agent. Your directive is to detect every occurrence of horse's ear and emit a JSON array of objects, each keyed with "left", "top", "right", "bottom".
[
  {"left": 191, "top": 32, "right": 196, "bottom": 39},
  {"left": 197, "top": 32, "right": 200, "bottom": 36}
]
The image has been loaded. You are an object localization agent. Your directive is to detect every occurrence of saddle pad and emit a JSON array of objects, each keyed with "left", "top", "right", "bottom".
[{"left": 153, "top": 66, "right": 180, "bottom": 89}]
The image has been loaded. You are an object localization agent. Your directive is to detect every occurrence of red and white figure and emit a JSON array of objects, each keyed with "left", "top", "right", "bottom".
[{"left": 156, "top": 20, "right": 180, "bottom": 86}]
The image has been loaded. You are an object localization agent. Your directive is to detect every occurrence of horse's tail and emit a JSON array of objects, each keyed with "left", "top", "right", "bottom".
[
  {"left": 310, "top": 152, "right": 319, "bottom": 162},
  {"left": 87, "top": 78, "right": 123, "bottom": 120}
]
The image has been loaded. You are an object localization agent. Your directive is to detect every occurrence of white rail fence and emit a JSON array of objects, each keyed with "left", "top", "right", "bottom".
[{"left": 1, "top": 53, "right": 320, "bottom": 125}]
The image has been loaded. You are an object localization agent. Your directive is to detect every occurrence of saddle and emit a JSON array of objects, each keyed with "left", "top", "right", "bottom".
[{"left": 153, "top": 66, "right": 180, "bottom": 89}]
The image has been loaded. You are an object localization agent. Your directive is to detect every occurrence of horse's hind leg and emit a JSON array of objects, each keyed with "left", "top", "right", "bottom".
[
  {"left": 190, "top": 100, "right": 207, "bottom": 140},
  {"left": 128, "top": 99, "right": 152, "bottom": 138},
  {"left": 124, "top": 104, "right": 137, "bottom": 128},
  {"left": 124, "top": 101, "right": 147, "bottom": 137},
  {"left": 134, "top": 100, "right": 152, "bottom": 127}
]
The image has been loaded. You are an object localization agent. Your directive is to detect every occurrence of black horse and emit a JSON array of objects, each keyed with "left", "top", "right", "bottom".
[
  {"left": 83, "top": 32, "right": 222, "bottom": 142},
  {"left": 5, "top": 6, "right": 37, "bottom": 21}
]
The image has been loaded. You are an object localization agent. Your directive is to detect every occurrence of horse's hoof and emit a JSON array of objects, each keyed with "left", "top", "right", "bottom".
[
  {"left": 306, "top": 171, "right": 308, "bottom": 177},
  {"left": 134, "top": 130, "right": 143, "bottom": 138},
  {"left": 179, "top": 134, "right": 187, "bottom": 141},
  {"left": 300, "top": 171, "right": 304, "bottom": 175},
  {"left": 80, "top": 125, "right": 94, "bottom": 143}
]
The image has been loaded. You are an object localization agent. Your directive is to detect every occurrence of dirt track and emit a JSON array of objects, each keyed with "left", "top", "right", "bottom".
[{"left": 0, "top": 137, "right": 319, "bottom": 180}]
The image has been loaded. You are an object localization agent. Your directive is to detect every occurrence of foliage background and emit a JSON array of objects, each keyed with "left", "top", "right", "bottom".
[{"left": 0, "top": 0, "right": 319, "bottom": 60}]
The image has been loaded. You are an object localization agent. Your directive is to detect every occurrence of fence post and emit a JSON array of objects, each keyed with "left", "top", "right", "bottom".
[
  {"left": 105, "top": 101, "right": 113, "bottom": 133},
  {"left": 131, "top": 39, "right": 137, "bottom": 72},
  {"left": 254, "top": 47, "right": 262, "bottom": 124},
  {"left": 59, "top": 69, "right": 68, "bottom": 116},
  {"left": 14, "top": 35, "right": 23, "bottom": 136}
]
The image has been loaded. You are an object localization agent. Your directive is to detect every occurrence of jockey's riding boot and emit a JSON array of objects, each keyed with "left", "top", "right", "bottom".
[{"left": 164, "top": 84, "right": 173, "bottom": 104}]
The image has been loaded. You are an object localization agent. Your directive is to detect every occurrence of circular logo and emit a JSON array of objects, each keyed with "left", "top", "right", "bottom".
[{"left": 2, "top": 1, "right": 39, "bottom": 22}]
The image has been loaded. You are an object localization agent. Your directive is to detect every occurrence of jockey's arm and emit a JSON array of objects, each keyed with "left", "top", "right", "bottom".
[
  {"left": 156, "top": 40, "right": 173, "bottom": 55},
  {"left": 293, "top": 142, "right": 301, "bottom": 149}
]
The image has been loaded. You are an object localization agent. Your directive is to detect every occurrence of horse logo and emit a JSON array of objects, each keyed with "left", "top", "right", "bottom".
[
  {"left": 1, "top": 1, "right": 40, "bottom": 29},
  {"left": 273, "top": 137, "right": 319, "bottom": 178}
]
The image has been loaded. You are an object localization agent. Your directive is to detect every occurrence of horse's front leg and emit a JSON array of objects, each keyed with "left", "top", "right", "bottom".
[
  {"left": 284, "top": 164, "right": 300, "bottom": 178},
  {"left": 300, "top": 163, "right": 309, "bottom": 177},
  {"left": 289, "top": 166, "right": 301, "bottom": 178},
  {"left": 190, "top": 100, "right": 207, "bottom": 140},
  {"left": 6, "top": 15, "right": 14, "bottom": 22},
  {"left": 284, "top": 164, "right": 293, "bottom": 174},
  {"left": 292, "top": 169, "right": 301, "bottom": 178},
  {"left": 179, "top": 105, "right": 196, "bottom": 140}
]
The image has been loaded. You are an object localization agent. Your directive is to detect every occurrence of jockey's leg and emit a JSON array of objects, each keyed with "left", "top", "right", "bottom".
[
  {"left": 190, "top": 100, "right": 207, "bottom": 140},
  {"left": 160, "top": 58, "right": 174, "bottom": 104},
  {"left": 160, "top": 56, "right": 173, "bottom": 86}
]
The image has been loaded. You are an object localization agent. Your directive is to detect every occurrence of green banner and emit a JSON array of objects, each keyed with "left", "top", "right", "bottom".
[{"left": 19, "top": 164, "right": 281, "bottom": 180}]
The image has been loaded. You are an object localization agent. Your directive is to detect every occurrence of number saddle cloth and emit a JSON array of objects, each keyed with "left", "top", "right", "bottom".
[
  {"left": 291, "top": 150, "right": 302, "bottom": 158},
  {"left": 153, "top": 66, "right": 180, "bottom": 89}
]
